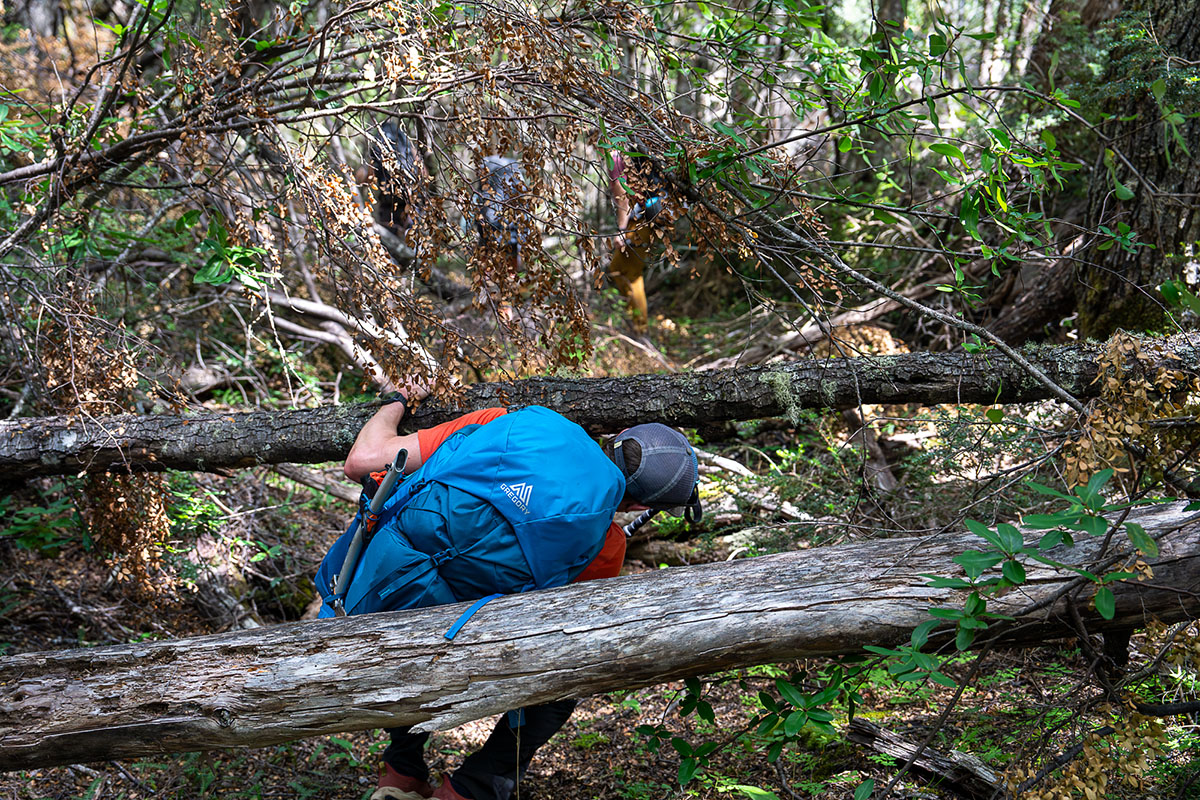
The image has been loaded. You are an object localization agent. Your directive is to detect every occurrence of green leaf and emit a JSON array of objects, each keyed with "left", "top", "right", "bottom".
[
  {"left": 910, "top": 619, "right": 939, "bottom": 649},
  {"left": 963, "top": 592, "right": 987, "bottom": 616},
  {"left": 1076, "top": 515, "right": 1109, "bottom": 537},
  {"left": 996, "top": 523, "right": 1024, "bottom": 552},
  {"left": 678, "top": 757, "right": 699, "bottom": 785},
  {"left": 1024, "top": 513, "right": 1073, "bottom": 530},
  {"left": 784, "top": 710, "right": 808, "bottom": 736},
  {"left": 810, "top": 686, "right": 839, "bottom": 707},
  {"left": 959, "top": 192, "right": 981, "bottom": 240},
  {"left": 776, "top": 679, "right": 806, "bottom": 708},
  {"left": 1094, "top": 587, "right": 1116, "bottom": 620},
  {"left": 854, "top": 778, "right": 875, "bottom": 800},
  {"left": 864, "top": 645, "right": 902, "bottom": 656},
  {"left": 1101, "top": 571, "right": 1137, "bottom": 584},
  {"left": 838, "top": 136, "right": 853, "bottom": 152},
  {"left": 929, "top": 671, "right": 957, "bottom": 688},
  {"left": 953, "top": 549, "right": 1004, "bottom": 578},
  {"left": 985, "top": 408, "right": 1004, "bottom": 424},
  {"left": 1161, "top": 279, "right": 1182, "bottom": 305},
  {"left": 1079, "top": 469, "right": 1114, "bottom": 508},
  {"left": 930, "top": 141, "right": 967, "bottom": 163},
  {"left": 923, "top": 575, "right": 974, "bottom": 589},
  {"left": 731, "top": 786, "right": 783, "bottom": 800},
  {"left": 1113, "top": 177, "right": 1135, "bottom": 201},
  {"left": 955, "top": 625, "right": 977, "bottom": 651},
  {"left": 1028, "top": 481, "right": 1075, "bottom": 501},
  {"left": 175, "top": 208, "right": 202, "bottom": 233},
  {"left": 1150, "top": 78, "right": 1166, "bottom": 102},
  {"left": 965, "top": 518, "right": 1002, "bottom": 549},
  {"left": 928, "top": 33, "right": 947, "bottom": 57},
  {"left": 670, "top": 737, "right": 692, "bottom": 758},
  {"left": 1001, "top": 559, "right": 1026, "bottom": 585},
  {"left": 928, "top": 607, "right": 965, "bottom": 620},
  {"left": 1126, "top": 522, "right": 1158, "bottom": 557},
  {"left": 194, "top": 262, "right": 232, "bottom": 286}
]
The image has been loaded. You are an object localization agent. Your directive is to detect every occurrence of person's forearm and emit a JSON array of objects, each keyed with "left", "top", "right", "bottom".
[
  {"left": 611, "top": 188, "right": 631, "bottom": 231},
  {"left": 344, "top": 402, "right": 423, "bottom": 480}
]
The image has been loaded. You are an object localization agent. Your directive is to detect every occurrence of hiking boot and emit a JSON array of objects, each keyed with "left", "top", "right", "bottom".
[
  {"left": 370, "top": 764, "right": 434, "bottom": 800},
  {"left": 430, "top": 776, "right": 472, "bottom": 800}
]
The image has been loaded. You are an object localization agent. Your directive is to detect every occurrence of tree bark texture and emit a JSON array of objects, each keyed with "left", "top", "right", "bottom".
[
  {"left": 847, "top": 718, "right": 1000, "bottom": 799},
  {"left": 2, "top": 333, "right": 1197, "bottom": 479},
  {"left": 1079, "top": 0, "right": 1200, "bottom": 337},
  {"left": 1, "top": 503, "right": 1197, "bottom": 772}
]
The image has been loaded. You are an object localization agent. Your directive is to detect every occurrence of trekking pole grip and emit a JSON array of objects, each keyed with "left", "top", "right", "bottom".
[{"left": 622, "top": 508, "right": 660, "bottom": 537}]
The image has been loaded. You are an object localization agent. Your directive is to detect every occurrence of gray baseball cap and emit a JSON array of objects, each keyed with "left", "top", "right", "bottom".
[{"left": 612, "top": 423, "right": 702, "bottom": 520}]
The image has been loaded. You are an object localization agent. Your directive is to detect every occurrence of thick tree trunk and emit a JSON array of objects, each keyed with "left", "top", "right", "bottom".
[
  {"left": 1, "top": 503, "right": 1197, "bottom": 772},
  {"left": 1, "top": 334, "right": 1197, "bottom": 479},
  {"left": 1079, "top": 0, "right": 1200, "bottom": 337}
]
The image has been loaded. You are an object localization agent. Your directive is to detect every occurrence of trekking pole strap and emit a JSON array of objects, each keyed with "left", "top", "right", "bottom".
[{"left": 445, "top": 593, "right": 503, "bottom": 640}]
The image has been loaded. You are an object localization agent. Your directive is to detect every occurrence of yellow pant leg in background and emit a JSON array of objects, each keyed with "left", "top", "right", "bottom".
[{"left": 608, "top": 227, "right": 652, "bottom": 330}]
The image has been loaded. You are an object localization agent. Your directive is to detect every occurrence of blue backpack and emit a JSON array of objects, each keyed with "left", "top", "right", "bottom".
[{"left": 315, "top": 406, "right": 624, "bottom": 619}]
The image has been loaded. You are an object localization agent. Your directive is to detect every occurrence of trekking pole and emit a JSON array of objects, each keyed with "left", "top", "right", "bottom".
[
  {"left": 330, "top": 448, "right": 408, "bottom": 616},
  {"left": 622, "top": 508, "right": 660, "bottom": 538}
]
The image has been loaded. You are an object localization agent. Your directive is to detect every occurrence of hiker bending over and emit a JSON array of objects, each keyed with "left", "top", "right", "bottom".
[
  {"left": 323, "top": 395, "right": 702, "bottom": 800},
  {"left": 473, "top": 155, "right": 529, "bottom": 269}
]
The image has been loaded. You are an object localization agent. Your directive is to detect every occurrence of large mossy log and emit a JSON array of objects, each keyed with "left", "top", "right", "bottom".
[
  {"left": 1, "top": 334, "right": 1196, "bottom": 479},
  {"left": 1, "top": 503, "right": 1197, "bottom": 771}
]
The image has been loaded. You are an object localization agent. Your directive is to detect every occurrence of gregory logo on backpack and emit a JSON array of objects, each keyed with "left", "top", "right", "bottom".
[{"left": 501, "top": 481, "right": 533, "bottom": 514}]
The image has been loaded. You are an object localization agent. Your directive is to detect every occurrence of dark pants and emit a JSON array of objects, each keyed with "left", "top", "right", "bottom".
[{"left": 383, "top": 699, "right": 577, "bottom": 800}]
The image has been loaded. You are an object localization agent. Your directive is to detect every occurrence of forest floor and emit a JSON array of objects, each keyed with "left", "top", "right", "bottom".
[{"left": 2, "top": 283, "right": 1198, "bottom": 800}]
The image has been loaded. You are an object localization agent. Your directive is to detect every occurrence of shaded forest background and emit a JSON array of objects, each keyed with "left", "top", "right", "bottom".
[{"left": 0, "top": 0, "right": 1198, "bottom": 795}]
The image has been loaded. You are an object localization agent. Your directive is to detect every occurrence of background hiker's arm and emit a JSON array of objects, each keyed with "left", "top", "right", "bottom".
[{"left": 608, "top": 155, "right": 631, "bottom": 250}]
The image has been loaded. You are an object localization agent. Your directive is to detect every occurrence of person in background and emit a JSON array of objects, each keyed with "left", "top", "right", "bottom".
[{"left": 607, "top": 152, "right": 669, "bottom": 331}]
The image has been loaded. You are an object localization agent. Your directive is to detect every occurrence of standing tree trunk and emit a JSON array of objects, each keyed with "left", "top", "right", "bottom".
[
  {"left": 1079, "top": 0, "right": 1200, "bottom": 337},
  {"left": 9, "top": 0, "right": 61, "bottom": 36}
]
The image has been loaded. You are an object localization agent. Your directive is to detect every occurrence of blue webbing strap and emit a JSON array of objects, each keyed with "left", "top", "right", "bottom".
[{"left": 444, "top": 593, "right": 503, "bottom": 640}]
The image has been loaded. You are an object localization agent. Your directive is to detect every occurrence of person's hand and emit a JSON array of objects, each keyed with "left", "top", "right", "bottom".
[{"left": 401, "top": 379, "right": 431, "bottom": 403}]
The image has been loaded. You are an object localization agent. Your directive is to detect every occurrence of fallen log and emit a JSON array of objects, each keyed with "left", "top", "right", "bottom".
[
  {"left": 1, "top": 503, "right": 1197, "bottom": 771},
  {"left": 1, "top": 334, "right": 1196, "bottom": 479},
  {"left": 847, "top": 718, "right": 1000, "bottom": 799}
]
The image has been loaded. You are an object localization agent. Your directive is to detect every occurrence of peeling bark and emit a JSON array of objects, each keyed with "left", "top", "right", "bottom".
[
  {"left": 1, "top": 334, "right": 1197, "bottom": 479},
  {"left": 0, "top": 503, "right": 1197, "bottom": 772}
]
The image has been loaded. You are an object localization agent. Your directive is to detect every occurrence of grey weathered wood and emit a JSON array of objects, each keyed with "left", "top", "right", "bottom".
[
  {"left": 847, "top": 718, "right": 1000, "bottom": 799},
  {"left": 1, "top": 503, "right": 1197, "bottom": 772},
  {"left": 1, "top": 334, "right": 1196, "bottom": 479}
]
